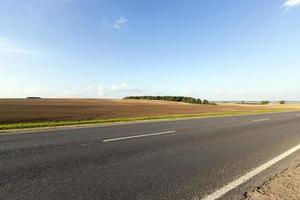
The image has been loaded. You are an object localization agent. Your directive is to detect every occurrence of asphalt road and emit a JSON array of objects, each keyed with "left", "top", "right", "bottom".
[{"left": 1, "top": 112, "right": 300, "bottom": 200}]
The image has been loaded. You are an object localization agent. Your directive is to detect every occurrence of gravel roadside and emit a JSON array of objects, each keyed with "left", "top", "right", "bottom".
[{"left": 245, "top": 161, "right": 300, "bottom": 200}]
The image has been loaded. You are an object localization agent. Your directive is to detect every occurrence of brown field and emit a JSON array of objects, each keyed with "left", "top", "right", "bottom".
[{"left": 1, "top": 98, "right": 299, "bottom": 124}]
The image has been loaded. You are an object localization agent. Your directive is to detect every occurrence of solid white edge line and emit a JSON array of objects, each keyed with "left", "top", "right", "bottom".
[
  {"left": 253, "top": 118, "right": 270, "bottom": 122},
  {"left": 201, "top": 143, "right": 300, "bottom": 200},
  {"left": 102, "top": 130, "right": 176, "bottom": 142}
]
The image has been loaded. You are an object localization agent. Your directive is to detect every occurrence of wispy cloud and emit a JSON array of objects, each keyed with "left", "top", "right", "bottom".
[
  {"left": 0, "top": 37, "right": 39, "bottom": 55},
  {"left": 113, "top": 17, "right": 128, "bottom": 29},
  {"left": 97, "top": 83, "right": 141, "bottom": 98},
  {"left": 101, "top": 17, "right": 128, "bottom": 30},
  {"left": 101, "top": 20, "right": 114, "bottom": 29},
  {"left": 283, "top": 0, "right": 300, "bottom": 10},
  {"left": 111, "top": 83, "right": 130, "bottom": 91}
]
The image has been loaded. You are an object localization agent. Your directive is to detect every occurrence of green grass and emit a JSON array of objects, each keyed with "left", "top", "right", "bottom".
[{"left": 0, "top": 109, "right": 293, "bottom": 131}]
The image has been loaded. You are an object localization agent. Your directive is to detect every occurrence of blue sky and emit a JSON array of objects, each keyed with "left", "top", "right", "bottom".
[{"left": 0, "top": 0, "right": 300, "bottom": 100}]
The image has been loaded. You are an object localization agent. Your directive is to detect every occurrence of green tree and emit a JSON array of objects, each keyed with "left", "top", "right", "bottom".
[
  {"left": 203, "top": 99, "right": 209, "bottom": 104},
  {"left": 279, "top": 100, "right": 285, "bottom": 104},
  {"left": 123, "top": 96, "right": 214, "bottom": 105},
  {"left": 260, "top": 101, "right": 270, "bottom": 105}
]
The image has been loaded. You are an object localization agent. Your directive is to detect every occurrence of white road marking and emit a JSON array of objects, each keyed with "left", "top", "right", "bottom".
[
  {"left": 79, "top": 142, "right": 94, "bottom": 146},
  {"left": 296, "top": 114, "right": 300, "bottom": 116},
  {"left": 201, "top": 143, "right": 300, "bottom": 200},
  {"left": 253, "top": 118, "right": 270, "bottom": 122},
  {"left": 55, "top": 146, "right": 64, "bottom": 149},
  {"left": 102, "top": 130, "right": 176, "bottom": 142}
]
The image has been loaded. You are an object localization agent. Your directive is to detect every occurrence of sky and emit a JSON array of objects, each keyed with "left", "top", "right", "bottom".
[{"left": 0, "top": 0, "right": 300, "bottom": 101}]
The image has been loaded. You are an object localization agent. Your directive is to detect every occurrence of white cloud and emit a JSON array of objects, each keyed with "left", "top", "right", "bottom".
[
  {"left": 111, "top": 83, "right": 128, "bottom": 91},
  {"left": 97, "top": 85, "right": 105, "bottom": 96},
  {"left": 101, "top": 17, "right": 128, "bottom": 30},
  {"left": 114, "top": 17, "right": 128, "bottom": 30},
  {"left": 63, "top": 90, "right": 71, "bottom": 96},
  {"left": 284, "top": 0, "right": 300, "bottom": 7},
  {"left": 0, "top": 37, "right": 38, "bottom": 55},
  {"left": 101, "top": 20, "right": 114, "bottom": 29},
  {"left": 97, "top": 83, "right": 141, "bottom": 98},
  {"left": 283, "top": 0, "right": 300, "bottom": 8}
]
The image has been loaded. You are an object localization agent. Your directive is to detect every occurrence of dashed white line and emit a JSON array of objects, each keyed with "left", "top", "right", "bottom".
[
  {"left": 102, "top": 130, "right": 176, "bottom": 142},
  {"left": 253, "top": 118, "right": 270, "bottom": 122},
  {"left": 79, "top": 142, "right": 94, "bottom": 146},
  {"left": 201, "top": 143, "right": 300, "bottom": 200}
]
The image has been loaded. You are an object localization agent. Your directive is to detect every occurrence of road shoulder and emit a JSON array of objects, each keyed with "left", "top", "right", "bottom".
[{"left": 244, "top": 160, "right": 300, "bottom": 200}]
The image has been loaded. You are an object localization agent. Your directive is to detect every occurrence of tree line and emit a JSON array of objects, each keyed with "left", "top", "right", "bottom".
[
  {"left": 240, "top": 100, "right": 286, "bottom": 105},
  {"left": 123, "top": 96, "right": 215, "bottom": 105}
]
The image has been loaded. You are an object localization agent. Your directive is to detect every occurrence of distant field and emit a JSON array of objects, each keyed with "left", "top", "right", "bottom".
[{"left": 0, "top": 98, "right": 299, "bottom": 130}]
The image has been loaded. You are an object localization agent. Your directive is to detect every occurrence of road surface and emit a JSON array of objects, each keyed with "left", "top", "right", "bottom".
[{"left": 1, "top": 112, "right": 300, "bottom": 200}]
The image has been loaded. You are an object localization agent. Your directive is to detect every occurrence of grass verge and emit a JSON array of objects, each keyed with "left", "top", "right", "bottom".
[{"left": 0, "top": 109, "right": 294, "bottom": 131}]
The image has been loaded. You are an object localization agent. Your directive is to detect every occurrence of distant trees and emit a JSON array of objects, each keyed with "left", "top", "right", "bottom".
[
  {"left": 202, "top": 99, "right": 209, "bottom": 104},
  {"left": 123, "top": 96, "right": 215, "bottom": 105},
  {"left": 279, "top": 100, "right": 286, "bottom": 104},
  {"left": 196, "top": 99, "right": 202, "bottom": 104},
  {"left": 26, "top": 97, "right": 42, "bottom": 99},
  {"left": 260, "top": 101, "right": 270, "bottom": 105}
]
